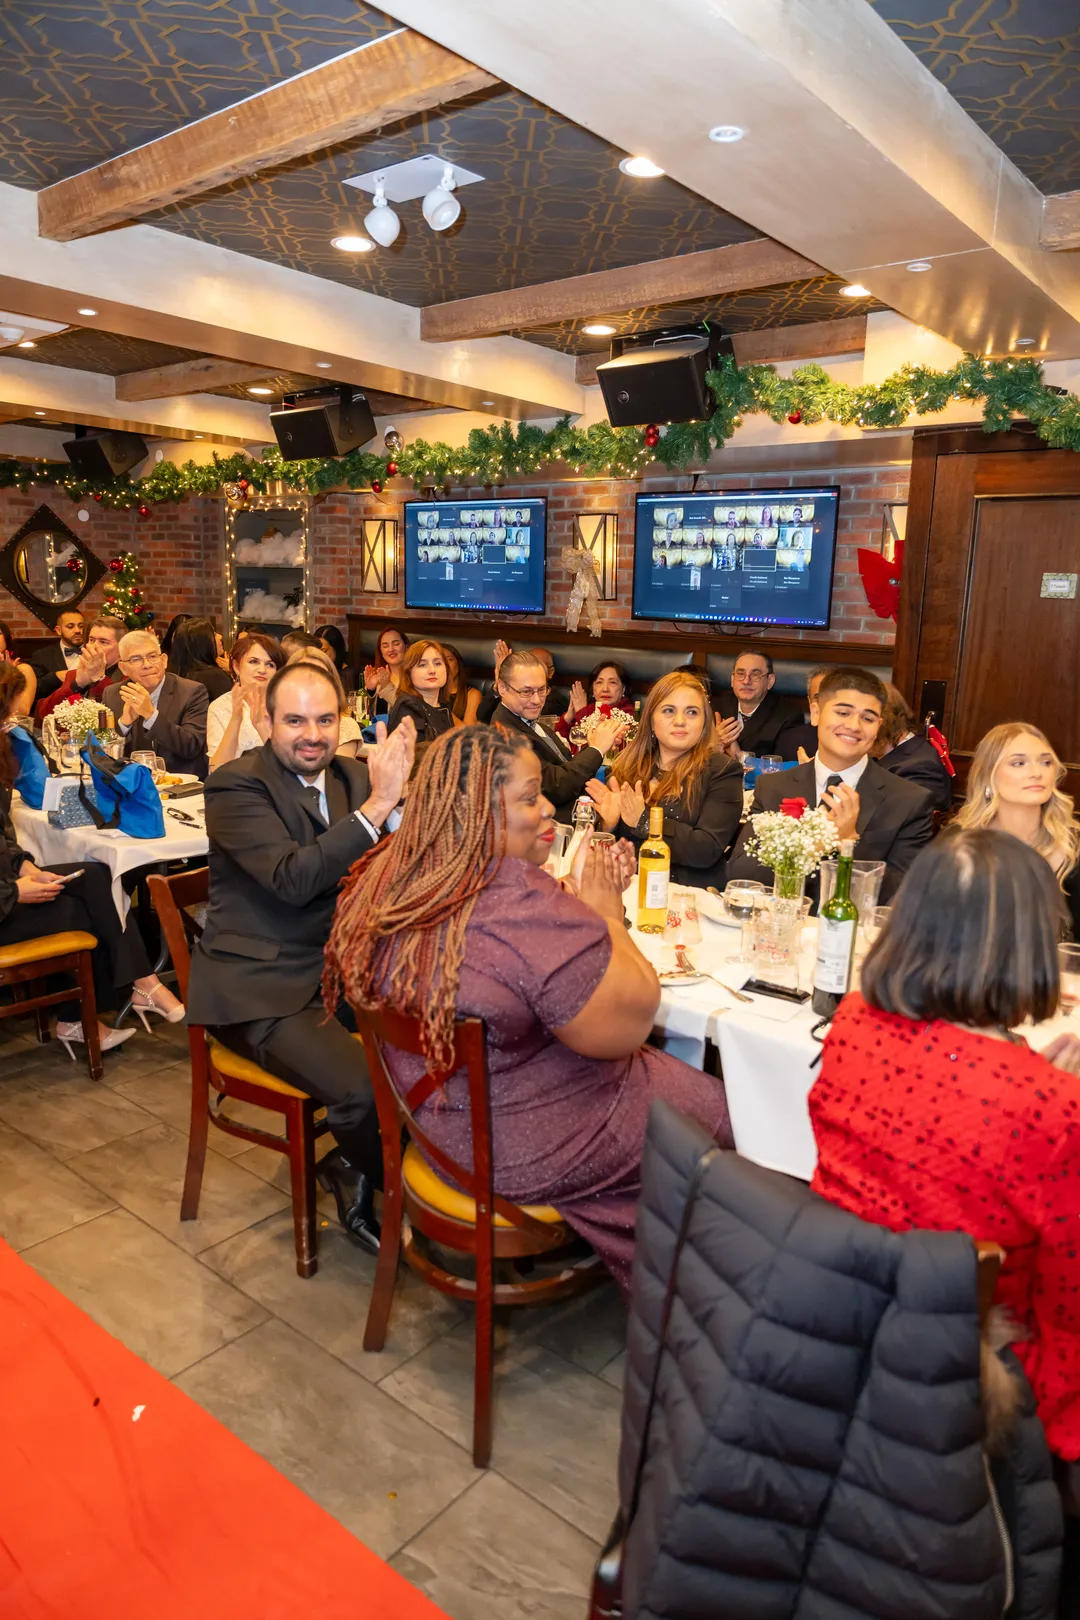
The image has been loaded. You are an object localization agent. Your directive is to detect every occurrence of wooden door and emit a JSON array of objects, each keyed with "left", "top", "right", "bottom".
[{"left": 897, "top": 427, "right": 1080, "bottom": 787}]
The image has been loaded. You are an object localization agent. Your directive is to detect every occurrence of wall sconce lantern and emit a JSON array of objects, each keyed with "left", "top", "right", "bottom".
[
  {"left": 361, "top": 517, "right": 398, "bottom": 594},
  {"left": 572, "top": 512, "right": 619, "bottom": 599}
]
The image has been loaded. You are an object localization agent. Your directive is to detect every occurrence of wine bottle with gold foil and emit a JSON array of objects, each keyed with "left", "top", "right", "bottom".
[{"left": 636, "top": 805, "right": 670, "bottom": 933}]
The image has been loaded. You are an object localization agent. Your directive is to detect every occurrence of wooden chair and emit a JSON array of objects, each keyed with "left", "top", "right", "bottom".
[
  {"left": 147, "top": 868, "right": 327, "bottom": 1278},
  {"left": 353, "top": 1004, "right": 606, "bottom": 1468},
  {"left": 0, "top": 932, "right": 102, "bottom": 1080}
]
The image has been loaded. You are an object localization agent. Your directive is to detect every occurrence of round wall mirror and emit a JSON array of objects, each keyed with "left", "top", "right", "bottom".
[{"left": 14, "top": 530, "right": 87, "bottom": 603}]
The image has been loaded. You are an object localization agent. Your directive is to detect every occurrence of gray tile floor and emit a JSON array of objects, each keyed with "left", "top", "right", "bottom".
[{"left": 0, "top": 1014, "right": 627, "bottom": 1620}]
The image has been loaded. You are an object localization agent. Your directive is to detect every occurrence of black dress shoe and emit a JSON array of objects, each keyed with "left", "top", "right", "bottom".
[{"left": 316, "top": 1148, "right": 381, "bottom": 1256}]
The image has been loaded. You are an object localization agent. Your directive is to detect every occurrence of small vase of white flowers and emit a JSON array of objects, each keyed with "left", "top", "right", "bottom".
[{"left": 743, "top": 795, "right": 840, "bottom": 903}]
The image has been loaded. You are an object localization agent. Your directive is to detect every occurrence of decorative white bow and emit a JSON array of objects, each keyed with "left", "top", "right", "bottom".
[{"left": 561, "top": 543, "right": 602, "bottom": 637}]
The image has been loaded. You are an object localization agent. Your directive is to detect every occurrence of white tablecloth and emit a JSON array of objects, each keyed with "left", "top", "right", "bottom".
[
  {"left": 11, "top": 790, "right": 209, "bottom": 920},
  {"left": 635, "top": 887, "right": 1080, "bottom": 1183}
]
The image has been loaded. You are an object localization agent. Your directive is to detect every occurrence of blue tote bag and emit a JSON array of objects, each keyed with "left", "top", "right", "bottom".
[
  {"left": 9, "top": 724, "right": 50, "bottom": 809},
  {"left": 79, "top": 738, "right": 165, "bottom": 839}
]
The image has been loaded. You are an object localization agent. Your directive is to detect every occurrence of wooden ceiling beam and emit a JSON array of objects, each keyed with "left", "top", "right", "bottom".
[
  {"left": 37, "top": 31, "right": 498, "bottom": 243},
  {"left": 420, "top": 239, "right": 824, "bottom": 343},
  {"left": 1041, "top": 191, "right": 1080, "bottom": 251},
  {"left": 114, "top": 356, "right": 278, "bottom": 402},
  {"left": 573, "top": 314, "right": 868, "bottom": 384}
]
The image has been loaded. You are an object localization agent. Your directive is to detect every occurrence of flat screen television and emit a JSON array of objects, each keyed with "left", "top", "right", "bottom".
[
  {"left": 631, "top": 486, "right": 841, "bottom": 628},
  {"left": 403, "top": 497, "right": 546, "bottom": 614}
]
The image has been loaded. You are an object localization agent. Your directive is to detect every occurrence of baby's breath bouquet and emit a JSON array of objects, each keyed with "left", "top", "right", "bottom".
[
  {"left": 580, "top": 703, "right": 637, "bottom": 755},
  {"left": 744, "top": 795, "right": 839, "bottom": 899},
  {"left": 50, "top": 696, "right": 108, "bottom": 741}
]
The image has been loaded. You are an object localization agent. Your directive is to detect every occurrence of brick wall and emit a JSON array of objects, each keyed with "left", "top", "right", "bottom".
[{"left": 0, "top": 458, "right": 904, "bottom": 650}]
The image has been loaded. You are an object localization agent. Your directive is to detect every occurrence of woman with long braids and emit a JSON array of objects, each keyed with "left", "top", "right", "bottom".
[{"left": 325, "top": 725, "right": 732, "bottom": 1293}]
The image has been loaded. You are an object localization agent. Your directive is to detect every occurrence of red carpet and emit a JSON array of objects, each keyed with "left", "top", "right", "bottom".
[{"left": 0, "top": 1239, "right": 447, "bottom": 1619}]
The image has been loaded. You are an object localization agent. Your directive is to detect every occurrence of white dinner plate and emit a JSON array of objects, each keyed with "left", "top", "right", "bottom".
[{"left": 695, "top": 890, "right": 741, "bottom": 928}]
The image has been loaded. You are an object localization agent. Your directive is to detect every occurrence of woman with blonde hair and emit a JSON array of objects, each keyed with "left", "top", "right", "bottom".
[
  {"left": 587, "top": 670, "right": 743, "bottom": 889},
  {"left": 956, "top": 721, "right": 1080, "bottom": 934}
]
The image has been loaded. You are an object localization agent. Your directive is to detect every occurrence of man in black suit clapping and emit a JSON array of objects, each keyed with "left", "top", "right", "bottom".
[
  {"left": 713, "top": 649, "right": 803, "bottom": 760},
  {"left": 726, "top": 666, "right": 933, "bottom": 906},
  {"left": 187, "top": 662, "right": 416, "bottom": 1254}
]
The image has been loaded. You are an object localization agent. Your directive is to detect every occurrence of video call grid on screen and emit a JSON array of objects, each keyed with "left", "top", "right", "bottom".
[
  {"left": 404, "top": 497, "right": 547, "bottom": 614},
  {"left": 631, "top": 486, "right": 841, "bottom": 628}
]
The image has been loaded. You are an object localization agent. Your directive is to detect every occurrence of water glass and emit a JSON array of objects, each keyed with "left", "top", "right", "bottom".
[
  {"left": 544, "top": 822, "right": 571, "bottom": 879},
  {"left": 723, "top": 879, "right": 768, "bottom": 964},
  {"left": 741, "top": 752, "right": 758, "bottom": 777},
  {"left": 759, "top": 754, "right": 784, "bottom": 774},
  {"left": 1060, "top": 944, "right": 1080, "bottom": 1015},
  {"left": 665, "top": 887, "right": 702, "bottom": 945},
  {"left": 132, "top": 750, "right": 157, "bottom": 771},
  {"left": 746, "top": 897, "right": 803, "bottom": 989},
  {"left": 819, "top": 859, "right": 887, "bottom": 918},
  {"left": 59, "top": 739, "right": 81, "bottom": 775}
]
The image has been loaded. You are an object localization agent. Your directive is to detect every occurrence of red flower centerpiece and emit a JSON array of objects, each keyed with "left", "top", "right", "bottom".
[{"left": 779, "top": 796, "right": 809, "bottom": 819}]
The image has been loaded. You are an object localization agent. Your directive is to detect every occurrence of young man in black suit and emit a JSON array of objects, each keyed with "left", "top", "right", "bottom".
[
  {"left": 489, "top": 648, "right": 627, "bottom": 819},
  {"left": 102, "top": 629, "right": 209, "bottom": 778},
  {"left": 726, "top": 666, "right": 933, "bottom": 905},
  {"left": 713, "top": 649, "right": 803, "bottom": 759},
  {"left": 187, "top": 663, "right": 416, "bottom": 1255},
  {"left": 29, "top": 607, "right": 85, "bottom": 702}
]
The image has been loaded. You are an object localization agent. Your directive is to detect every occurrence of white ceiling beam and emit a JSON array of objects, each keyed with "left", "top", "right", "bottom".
[
  {"left": 0, "top": 182, "right": 582, "bottom": 421},
  {"left": 379, "top": 0, "right": 1080, "bottom": 359}
]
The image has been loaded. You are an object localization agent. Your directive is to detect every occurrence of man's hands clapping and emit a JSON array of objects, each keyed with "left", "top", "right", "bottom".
[{"left": 361, "top": 715, "right": 416, "bottom": 827}]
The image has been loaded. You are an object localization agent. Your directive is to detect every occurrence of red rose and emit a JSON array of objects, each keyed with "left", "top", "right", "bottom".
[{"left": 779, "top": 796, "right": 809, "bottom": 819}]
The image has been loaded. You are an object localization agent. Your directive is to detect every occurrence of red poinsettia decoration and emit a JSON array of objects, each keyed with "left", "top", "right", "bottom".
[
  {"left": 857, "top": 541, "right": 904, "bottom": 620},
  {"left": 779, "top": 796, "right": 809, "bottom": 819}
]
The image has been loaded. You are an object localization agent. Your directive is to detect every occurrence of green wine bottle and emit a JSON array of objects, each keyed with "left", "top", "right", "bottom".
[{"left": 812, "top": 838, "right": 859, "bottom": 1020}]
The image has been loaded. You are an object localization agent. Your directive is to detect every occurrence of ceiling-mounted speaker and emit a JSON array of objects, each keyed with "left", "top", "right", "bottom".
[
  {"left": 62, "top": 429, "right": 148, "bottom": 479},
  {"left": 596, "top": 322, "right": 733, "bottom": 427},
  {"left": 269, "top": 385, "right": 376, "bottom": 461}
]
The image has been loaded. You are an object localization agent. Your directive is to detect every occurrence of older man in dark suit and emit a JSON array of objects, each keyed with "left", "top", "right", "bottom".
[
  {"left": 726, "top": 666, "right": 933, "bottom": 906},
  {"left": 488, "top": 648, "right": 627, "bottom": 819},
  {"left": 102, "top": 629, "right": 209, "bottom": 778},
  {"left": 713, "top": 648, "right": 804, "bottom": 760},
  {"left": 187, "top": 662, "right": 415, "bottom": 1254}
]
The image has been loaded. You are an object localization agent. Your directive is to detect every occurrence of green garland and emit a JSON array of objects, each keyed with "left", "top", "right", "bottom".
[{"left": 1, "top": 352, "right": 1078, "bottom": 508}]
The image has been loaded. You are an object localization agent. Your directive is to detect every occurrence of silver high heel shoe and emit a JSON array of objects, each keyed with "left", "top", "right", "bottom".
[
  {"left": 131, "top": 984, "right": 186, "bottom": 1033},
  {"left": 56, "top": 1020, "right": 136, "bottom": 1060}
]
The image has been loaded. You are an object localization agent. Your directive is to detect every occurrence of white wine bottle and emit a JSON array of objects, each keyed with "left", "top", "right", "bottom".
[{"left": 637, "top": 806, "right": 670, "bottom": 933}]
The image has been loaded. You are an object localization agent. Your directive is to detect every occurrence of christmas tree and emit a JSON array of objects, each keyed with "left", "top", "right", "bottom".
[{"left": 103, "top": 551, "right": 153, "bottom": 630}]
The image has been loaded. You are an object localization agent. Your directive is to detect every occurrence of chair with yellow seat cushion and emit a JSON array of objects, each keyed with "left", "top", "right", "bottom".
[
  {"left": 0, "top": 929, "right": 102, "bottom": 1081},
  {"left": 354, "top": 1004, "right": 605, "bottom": 1469},
  {"left": 148, "top": 870, "right": 327, "bottom": 1279}
]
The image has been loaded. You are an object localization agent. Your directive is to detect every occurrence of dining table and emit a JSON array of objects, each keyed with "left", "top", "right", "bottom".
[{"left": 631, "top": 887, "right": 1080, "bottom": 1184}]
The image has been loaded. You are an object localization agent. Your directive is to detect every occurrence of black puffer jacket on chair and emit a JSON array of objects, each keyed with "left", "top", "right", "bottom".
[{"left": 616, "top": 1100, "right": 1061, "bottom": 1620}]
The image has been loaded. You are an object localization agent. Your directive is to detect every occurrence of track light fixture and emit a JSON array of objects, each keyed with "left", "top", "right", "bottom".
[
  {"left": 364, "top": 178, "right": 401, "bottom": 247},
  {"left": 422, "top": 164, "right": 461, "bottom": 232}
]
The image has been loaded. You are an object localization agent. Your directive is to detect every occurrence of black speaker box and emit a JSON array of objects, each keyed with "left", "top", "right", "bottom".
[
  {"left": 62, "top": 430, "right": 148, "bottom": 479},
  {"left": 596, "top": 325, "right": 731, "bottom": 427},
  {"left": 270, "top": 386, "right": 376, "bottom": 460}
]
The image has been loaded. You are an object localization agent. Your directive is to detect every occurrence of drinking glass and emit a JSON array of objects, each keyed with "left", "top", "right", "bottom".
[
  {"left": 131, "top": 751, "right": 157, "bottom": 771},
  {"left": 665, "top": 888, "right": 702, "bottom": 945},
  {"left": 543, "top": 822, "right": 571, "bottom": 879},
  {"left": 741, "top": 752, "right": 758, "bottom": 778},
  {"left": 59, "top": 739, "right": 81, "bottom": 775},
  {"left": 759, "top": 754, "right": 784, "bottom": 774},
  {"left": 819, "top": 859, "right": 887, "bottom": 917},
  {"left": 723, "top": 879, "right": 768, "bottom": 964},
  {"left": 1059, "top": 944, "right": 1080, "bottom": 1015},
  {"left": 745, "top": 897, "right": 802, "bottom": 989}
]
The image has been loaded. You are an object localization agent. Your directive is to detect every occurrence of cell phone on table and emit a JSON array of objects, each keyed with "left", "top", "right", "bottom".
[
  {"left": 54, "top": 868, "right": 85, "bottom": 885},
  {"left": 741, "top": 977, "right": 810, "bottom": 1004}
]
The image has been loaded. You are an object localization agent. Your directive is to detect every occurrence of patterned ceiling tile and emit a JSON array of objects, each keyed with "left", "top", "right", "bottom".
[
  {"left": 13, "top": 328, "right": 201, "bottom": 373},
  {"left": 144, "top": 85, "right": 761, "bottom": 304},
  {"left": 0, "top": 0, "right": 397, "bottom": 188},
  {"left": 209, "top": 373, "right": 442, "bottom": 412},
  {"left": 519, "top": 277, "right": 885, "bottom": 352},
  {"left": 867, "top": 0, "right": 1080, "bottom": 193}
]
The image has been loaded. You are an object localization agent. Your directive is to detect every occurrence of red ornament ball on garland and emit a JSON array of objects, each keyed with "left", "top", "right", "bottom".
[
  {"left": 108, "top": 557, "right": 124, "bottom": 572},
  {"left": 137, "top": 503, "right": 151, "bottom": 519},
  {"left": 237, "top": 478, "right": 250, "bottom": 494},
  {"left": 93, "top": 492, "right": 102, "bottom": 502},
  {"left": 643, "top": 423, "right": 660, "bottom": 448},
  {"left": 371, "top": 479, "right": 382, "bottom": 494},
  {"left": 386, "top": 461, "right": 399, "bottom": 477},
  {"left": 787, "top": 409, "right": 803, "bottom": 425},
  {"left": 66, "top": 556, "right": 81, "bottom": 573}
]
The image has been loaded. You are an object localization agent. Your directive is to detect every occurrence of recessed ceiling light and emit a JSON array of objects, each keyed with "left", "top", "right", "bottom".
[
  {"left": 708, "top": 125, "right": 745, "bottom": 143},
  {"left": 480, "top": 400, "right": 495, "bottom": 407},
  {"left": 315, "top": 361, "right": 332, "bottom": 369},
  {"left": 194, "top": 434, "right": 204, "bottom": 439},
  {"left": 583, "top": 322, "right": 616, "bottom": 336},
  {"left": 1013, "top": 336, "right": 1036, "bottom": 347},
  {"left": 77, "top": 307, "right": 98, "bottom": 316},
  {"left": 33, "top": 410, "right": 45, "bottom": 416},
  {"left": 247, "top": 385, "right": 273, "bottom": 395},
  {"left": 331, "top": 234, "right": 376, "bottom": 253},
  {"left": 906, "top": 261, "right": 932, "bottom": 273},
  {"left": 17, "top": 339, "right": 35, "bottom": 348},
  {"left": 619, "top": 155, "right": 665, "bottom": 178},
  {"left": 841, "top": 284, "right": 871, "bottom": 298}
]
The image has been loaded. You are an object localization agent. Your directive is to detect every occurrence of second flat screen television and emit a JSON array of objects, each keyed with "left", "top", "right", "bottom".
[
  {"left": 404, "top": 497, "right": 546, "bottom": 614},
  {"left": 632, "top": 486, "right": 841, "bottom": 628}
]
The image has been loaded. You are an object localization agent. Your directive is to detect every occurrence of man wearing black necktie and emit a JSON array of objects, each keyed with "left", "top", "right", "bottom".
[
  {"left": 726, "top": 667, "right": 933, "bottom": 907},
  {"left": 489, "top": 649, "right": 629, "bottom": 819},
  {"left": 187, "top": 662, "right": 416, "bottom": 1254}
]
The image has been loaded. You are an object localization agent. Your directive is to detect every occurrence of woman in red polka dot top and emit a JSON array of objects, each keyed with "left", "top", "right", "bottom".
[{"left": 811, "top": 827, "right": 1080, "bottom": 1474}]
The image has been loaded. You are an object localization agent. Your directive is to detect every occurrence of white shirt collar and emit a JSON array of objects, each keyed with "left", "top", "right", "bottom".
[
  {"left": 814, "top": 753, "right": 868, "bottom": 803},
  {"left": 736, "top": 695, "right": 764, "bottom": 717}
]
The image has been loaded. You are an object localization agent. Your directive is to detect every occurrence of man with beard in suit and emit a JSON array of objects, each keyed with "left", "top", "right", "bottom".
[
  {"left": 488, "top": 648, "right": 628, "bottom": 820},
  {"left": 726, "top": 666, "right": 933, "bottom": 907},
  {"left": 187, "top": 661, "right": 416, "bottom": 1255}
]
